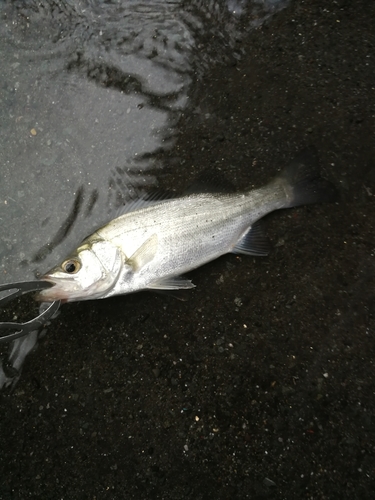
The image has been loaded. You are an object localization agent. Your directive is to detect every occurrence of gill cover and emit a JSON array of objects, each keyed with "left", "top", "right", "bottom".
[{"left": 39, "top": 239, "right": 123, "bottom": 302}]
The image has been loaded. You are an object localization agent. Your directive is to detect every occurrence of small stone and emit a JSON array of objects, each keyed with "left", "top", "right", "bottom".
[{"left": 234, "top": 297, "right": 243, "bottom": 307}]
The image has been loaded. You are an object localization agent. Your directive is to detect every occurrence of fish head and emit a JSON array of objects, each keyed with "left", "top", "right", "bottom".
[{"left": 37, "top": 238, "right": 123, "bottom": 302}]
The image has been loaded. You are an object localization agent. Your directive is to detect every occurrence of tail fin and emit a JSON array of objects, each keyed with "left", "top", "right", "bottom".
[{"left": 278, "top": 147, "right": 338, "bottom": 208}]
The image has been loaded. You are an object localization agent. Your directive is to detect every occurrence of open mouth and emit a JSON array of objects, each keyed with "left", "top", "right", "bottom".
[{"left": 35, "top": 276, "right": 75, "bottom": 302}]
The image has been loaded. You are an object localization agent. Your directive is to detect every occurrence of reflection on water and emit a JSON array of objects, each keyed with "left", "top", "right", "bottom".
[
  {"left": 0, "top": 0, "right": 288, "bottom": 281},
  {"left": 0, "top": 0, "right": 287, "bottom": 388},
  {"left": 0, "top": 330, "right": 40, "bottom": 389}
]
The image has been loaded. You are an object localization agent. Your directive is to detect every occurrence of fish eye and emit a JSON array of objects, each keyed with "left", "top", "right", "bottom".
[{"left": 62, "top": 259, "right": 81, "bottom": 274}]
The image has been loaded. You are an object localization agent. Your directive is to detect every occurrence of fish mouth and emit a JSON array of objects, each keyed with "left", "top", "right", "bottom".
[
  {"left": 36, "top": 270, "right": 119, "bottom": 303},
  {"left": 36, "top": 275, "right": 77, "bottom": 302}
]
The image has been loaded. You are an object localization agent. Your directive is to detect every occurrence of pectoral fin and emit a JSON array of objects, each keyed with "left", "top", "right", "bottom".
[
  {"left": 128, "top": 234, "right": 158, "bottom": 271},
  {"left": 147, "top": 276, "right": 195, "bottom": 290}
]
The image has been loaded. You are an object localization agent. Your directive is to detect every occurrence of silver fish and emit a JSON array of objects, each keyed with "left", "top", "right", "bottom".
[{"left": 38, "top": 150, "right": 336, "bottom": 303}]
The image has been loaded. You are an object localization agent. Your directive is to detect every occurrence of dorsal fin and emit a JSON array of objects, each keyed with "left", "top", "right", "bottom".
[
  {"left": 115, "top": 190, "right": 175, "bottom": 218},
  {"left": 183, "top": 170, "right": 236, "bottom": 195}
]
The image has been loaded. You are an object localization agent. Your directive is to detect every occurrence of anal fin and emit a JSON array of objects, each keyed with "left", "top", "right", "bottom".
[{"left": 232, "top": 221, "right": 271, "bottom": 256}]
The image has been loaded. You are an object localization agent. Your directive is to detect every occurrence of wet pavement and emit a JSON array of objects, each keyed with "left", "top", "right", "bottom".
[{"left": 1, "top": 0, "right": 375, "bottom": 498}]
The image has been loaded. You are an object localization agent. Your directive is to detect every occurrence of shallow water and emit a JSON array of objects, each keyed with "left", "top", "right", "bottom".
[
  {"left": 0, "top": 0, "right": 287, "bottom": 284},
  {"left": 0, "top": 0, "right": 287, "bottom": 386}
]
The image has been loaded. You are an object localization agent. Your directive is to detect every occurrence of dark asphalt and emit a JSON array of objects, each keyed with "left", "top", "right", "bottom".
[{"left": 1, "top": 0, "right": 375, "bottom": 498}]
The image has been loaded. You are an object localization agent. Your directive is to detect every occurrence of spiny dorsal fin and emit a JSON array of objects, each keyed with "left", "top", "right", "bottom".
[{"left": 115, "top": 191, "right": 175, "bottom": 218}]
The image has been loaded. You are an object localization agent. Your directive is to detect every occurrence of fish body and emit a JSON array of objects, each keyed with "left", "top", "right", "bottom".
[{"left": 38, "top": 150, "right": 336, "bottom": 302}]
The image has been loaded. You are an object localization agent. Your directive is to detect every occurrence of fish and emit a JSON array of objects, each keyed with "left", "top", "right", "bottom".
[{"left": 37, "top": 149, "right": 337, "bottom": 303}]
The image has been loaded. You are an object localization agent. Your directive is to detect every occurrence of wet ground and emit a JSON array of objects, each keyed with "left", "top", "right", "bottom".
[{"left": 1, "top": 0, "right": 375, "bottom": 498}]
